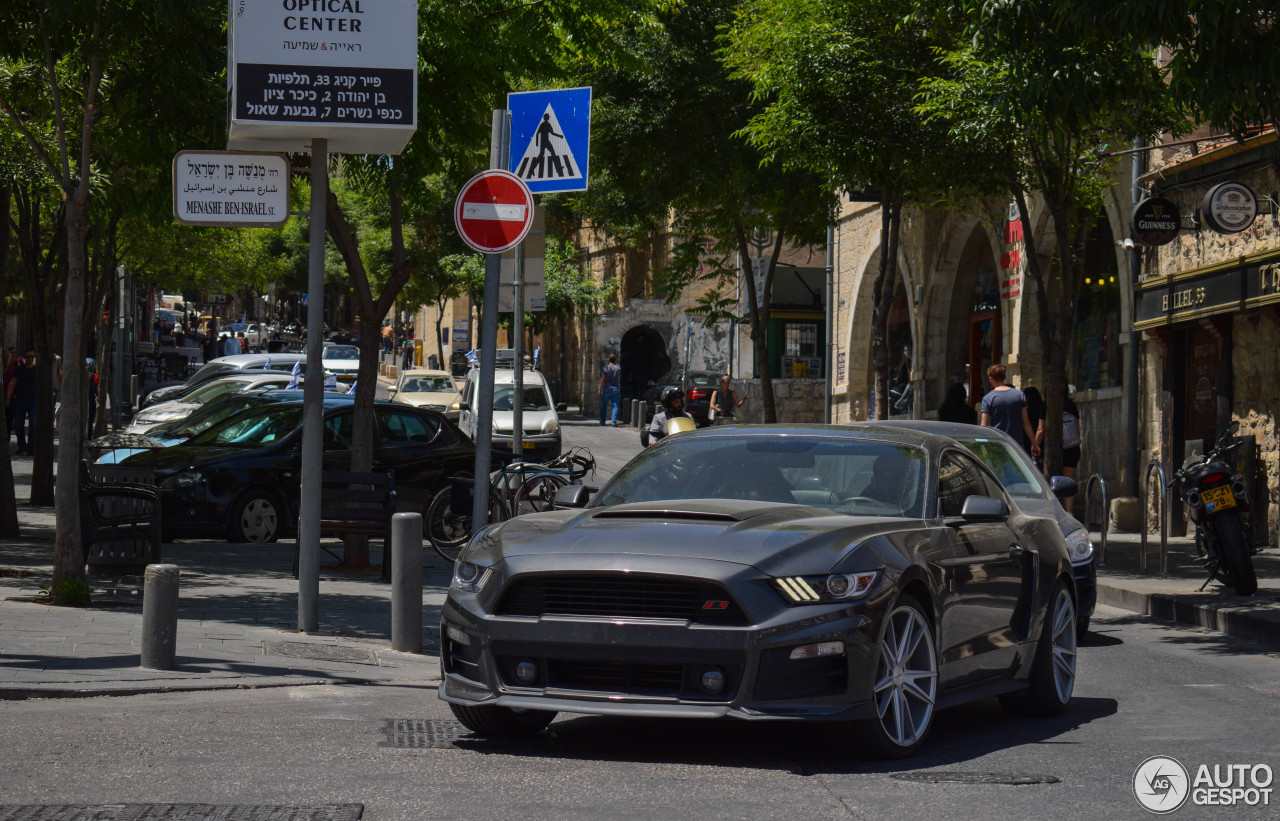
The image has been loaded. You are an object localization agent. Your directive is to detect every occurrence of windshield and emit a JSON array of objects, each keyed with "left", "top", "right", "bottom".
[
  {"left": 954, "top": 436, "right": 1048, "bottom": 499},
  {"left": 401, "top": 375, "right": 456, "bottom": 393},
  {"left": 492, "top": 385, "right": 551, "bottom": 412},
  {"left": 594, "top": 435, "right": 927, "bottom": 518},
  {"left": 157, "top": 395, "right": 274, "bottom": 440},
  {"left": 190, "top": 406, "right": 302, "bottom": 448},
  {"left": 324, "top": 346, "right": 359, "bottom": 360},
  {"left": 185, "top": 362, "right": 235, "bottom": 387},
  {"left": 183, "top": 379, "right": 253, "bottom": 405}
]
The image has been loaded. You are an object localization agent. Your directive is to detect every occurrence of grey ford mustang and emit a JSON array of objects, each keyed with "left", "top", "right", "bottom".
[{"left": 438, "top": 424, "right": 1078, "bottom": 758}]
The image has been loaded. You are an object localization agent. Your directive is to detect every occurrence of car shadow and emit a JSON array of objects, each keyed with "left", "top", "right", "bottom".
[{"left": 447, "top": 695, "right": 1118, "bottom": 774}]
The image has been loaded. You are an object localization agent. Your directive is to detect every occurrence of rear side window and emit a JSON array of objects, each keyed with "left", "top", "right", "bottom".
[
  {"left": 937, "top": 452, "right": 1001, "bottom": 517},
  {"left": 377, "top": 409, "right": 440, "bottom": 444}
]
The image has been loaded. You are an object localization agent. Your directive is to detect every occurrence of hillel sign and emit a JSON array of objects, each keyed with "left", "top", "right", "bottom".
[
  {"left": 1201, "top": 181, "right": 1258, "bottom": 234},
  {"left": 1130, "top": 196, "right": 1182, "bottom": 246},
  {"left": 227, "top": 0, "right": 418, "bottom": 155}
]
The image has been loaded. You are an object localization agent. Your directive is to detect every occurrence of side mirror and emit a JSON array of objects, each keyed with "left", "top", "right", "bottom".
[
  {"left": 1049, "top": 475, "right": 1077, "bottom": 499},
  {"left": 957, "top": 495, "right": 1008, "bottom": 523},
  {"left": 556, "top": 402, "right": 568, "bottom": 413},
  {"left": 457, "top": 402, "right": 469, "bottom": 411},
  {"left": 553, "top": 484, "right": 591, "bottom": 508},
  {"left": 387, "top": 386, "right": 398, "bottom": 396}
]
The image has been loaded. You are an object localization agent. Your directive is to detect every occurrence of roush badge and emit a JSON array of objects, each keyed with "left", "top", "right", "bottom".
[
  {"left": 1130, "top": 197, "right": 1181, "bottom": 246},
  {"left": 1201, "top": 181, "right": 1258, "bottom": 234}
]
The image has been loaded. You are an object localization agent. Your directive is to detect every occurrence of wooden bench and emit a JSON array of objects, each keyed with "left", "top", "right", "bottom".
[
  {"left": 80, "top": 464, "right": 162, "bottom": 574},
  {"left": 292, "top": 470, "right": 396, "bottom": 577}
]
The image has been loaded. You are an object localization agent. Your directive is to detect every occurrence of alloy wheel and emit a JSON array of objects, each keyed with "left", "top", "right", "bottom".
[
  {"left": 873, "top": 603, "right": 938, "bottom": 748},
  {"left": 1049, "top": 587, "right": 1077, "bottom": 703}
]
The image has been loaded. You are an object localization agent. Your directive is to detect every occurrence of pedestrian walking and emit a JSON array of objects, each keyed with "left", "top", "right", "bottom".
[
  {"left": 937, "top": 383, "right": 976, "bottom": 424},
  {"left": 222, "top": 333, "right": 242, "bottom": 357},
  {"left": 1024, "top": 386, "right": 1046, "bottom": 468},
  {"left": 709, "top": 375, "right": 748, "bottom": 425},
  {"left": 9, "top": 347, "right": 39, "bottom": 456},
  {"left": 598, "top": 354, "right": 621, "bottom": 426},
  {"left": 172, "top": 320, "right": 185, "bottom": 348},
  {"left": 979, "top": 364, "right": 1037, "bottom": 455}
]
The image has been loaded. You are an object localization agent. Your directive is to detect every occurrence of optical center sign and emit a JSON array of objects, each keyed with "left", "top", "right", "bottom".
[{"left": 227, "top": 0, "right": 417, "bottom": 155}]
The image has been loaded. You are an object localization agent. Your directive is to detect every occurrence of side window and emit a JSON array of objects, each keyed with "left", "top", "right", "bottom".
[
  {"left": 323, "top": 412, "right": 353, "bottom": 451},
  {"left": 937, "top": 452, "right": 993, "bottom": 518},
  {"left": 378, "top": 410, "right": 438, "bottom": 445}
]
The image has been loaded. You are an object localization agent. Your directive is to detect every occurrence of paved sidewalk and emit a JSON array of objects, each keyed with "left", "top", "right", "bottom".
[
  {"left": 1090, "top": 527, "right": 1280, "bottom": 647},
  {"left": 0, "top": 457, "right": 449, "bottom": 700}
]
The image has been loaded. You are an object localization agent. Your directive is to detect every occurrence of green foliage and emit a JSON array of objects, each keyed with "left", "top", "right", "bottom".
[{"left": 38, "top": 576, "right": 91, "bottom": 607}]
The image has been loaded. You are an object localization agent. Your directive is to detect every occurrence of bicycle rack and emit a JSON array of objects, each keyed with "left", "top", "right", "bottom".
[
  {"left": 1139, "top": 459, "right": 1171, "bottom": 577},
  {"left": 1085, "top": 473, "right": 1109, "bottom": 567}
]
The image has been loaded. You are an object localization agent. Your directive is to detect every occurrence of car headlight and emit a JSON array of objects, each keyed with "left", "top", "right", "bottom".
[
  {"left": 451, "top": 401, "right": 461, "bottom": 410},
  {"left": 160, "top": 470, "right": 204, "bottom": 489},
  {"left": 541, "top": 418, "right": 559, "bottom": 434},
  {"left": 774, "top": 570, "right": 879, "bottom": 604},
  {"left": 1065, "top": 527, "right": 1094, "bottom": 564},
  {"left": 451, "top": 561, "right": 493, "bottom": 593}
]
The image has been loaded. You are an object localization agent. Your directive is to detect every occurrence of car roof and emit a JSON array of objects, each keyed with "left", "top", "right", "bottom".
[
  {"left": 210, "top": 353, "right": 305, "bottom": 366},
  {"left": 401, "top": 369, "right": 453, "bottom": 378},
  {"left": 679, "top": 422, "right": 937, "bottom": 447},
  {"left": 482, "top": 368, "right": 550, "bottom": 386}
]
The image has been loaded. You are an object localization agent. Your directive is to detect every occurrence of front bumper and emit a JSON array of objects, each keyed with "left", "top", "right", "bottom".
[
  {"left": 438, "top": 556, "right": 889, "bottom": 721},
  {"left": 491, "top": 433, "right": 561, "bottom": 462},
  {"left": 1073, "top": 559, "right": 1097, "bottom": 621}
]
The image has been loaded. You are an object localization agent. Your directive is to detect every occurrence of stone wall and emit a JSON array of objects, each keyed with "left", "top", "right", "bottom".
[
  {"left": 731, "top": 377, "right": 827, "bottom": 424},
  {"left": 1232, "top": 310, "right": 1280, "bottom": 546}
]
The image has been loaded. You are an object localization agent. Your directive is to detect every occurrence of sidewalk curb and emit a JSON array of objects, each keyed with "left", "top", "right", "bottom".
[
  {"left": 0, "top": 673, "right": 442, "bottom": 701},
  {"left": 1095, "top": 579, "right": 1280, "bottom": 649}
]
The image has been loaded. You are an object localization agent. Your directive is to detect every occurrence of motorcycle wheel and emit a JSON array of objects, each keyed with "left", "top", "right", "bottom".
[{"left": 1213, "top": 514, "right": 1257, "bottom": 596}]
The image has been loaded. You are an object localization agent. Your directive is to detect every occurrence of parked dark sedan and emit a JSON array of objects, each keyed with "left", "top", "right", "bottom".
[
  {"left": 869, "top": 420, "right": 1097, "bottom": 636},
  {"left": 439, "top": 424, "right": 1078, "bottom": 758},
  {"left": 120, "top": 394, "right": 474, "bottom": 543}
]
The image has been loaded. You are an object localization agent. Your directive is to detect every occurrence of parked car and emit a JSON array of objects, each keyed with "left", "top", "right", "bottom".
[
  {"left": 871, "top": 420, "right": 1097, "bottom": 636},
  {"left": 140, "top": 353, "right": 308, "bottom": 407},
  {"left": 127, "top": 371, "right": 314, "bottom": 435},
  {"left": 119, "top": 394, "right": 475, "bottom": 544},
  {"left": 458, "top": 366, "right": 562, "bottom": 462},
  {"left": 390, "top": 369, "right": 463, "bottom": 420},
  {"left": 439, "top": 424, "right": 1079, "bottom": 758},
  {"left": 321, "top": 343, "right": 361, "bottom": 384}
]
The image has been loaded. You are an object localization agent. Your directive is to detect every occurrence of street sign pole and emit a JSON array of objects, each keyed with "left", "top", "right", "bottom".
[
  {"left": 298, "top": 138, "right": 327, "bottom": 633},
  {"left": 470, "top": 111, "right": 511, "bottom": 530},
  {"left": 513, "top": 242, "right": 524, "bottom": 456}
]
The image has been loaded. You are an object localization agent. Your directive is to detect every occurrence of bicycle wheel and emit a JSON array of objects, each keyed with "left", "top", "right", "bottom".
[
  {"left": 425, "top": 487, "right": 508, "bottom": 563},
  {"left": 514, "top": 474, "right": 568, "bottom": 515}
]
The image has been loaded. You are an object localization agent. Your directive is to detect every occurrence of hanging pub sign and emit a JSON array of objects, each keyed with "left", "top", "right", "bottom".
[
  {"left": 1201, "top": 181, "right": 1258, "bottom": 234},
  {"left": 227, "top": 0, "right": 418, "bottom": 155},
  {"left": 1130, "top": 196, "right": 1181, "bottom": 246}
]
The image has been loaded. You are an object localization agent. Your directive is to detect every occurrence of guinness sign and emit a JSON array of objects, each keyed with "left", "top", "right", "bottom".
[
  {"left": 1201, "top": 181, "right": 1258, "bottom": 234},
  {"left": 1130, "top": 196, "right": 1181, "bottom": 246}
]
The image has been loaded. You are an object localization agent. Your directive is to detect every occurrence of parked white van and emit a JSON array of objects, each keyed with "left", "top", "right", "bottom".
[{"left": 459, "top": 366, "right": 562, "bottom": 461}]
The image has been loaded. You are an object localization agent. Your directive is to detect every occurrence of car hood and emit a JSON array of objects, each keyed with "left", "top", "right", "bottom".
[
  {"left": 399, "top": 391, "right": 460, "bottom": 407},
  {"left": 492, "top": 409, "right": 556, "bottom": 432},
  {"left": 121, "top": 443, "right": 272, "bottom": 474},
  {"left": 134, "top": 401, "right": 200, "bottom": 422},
  {"left": 478, "top": 499, "right": 921, "bottom": 575}
]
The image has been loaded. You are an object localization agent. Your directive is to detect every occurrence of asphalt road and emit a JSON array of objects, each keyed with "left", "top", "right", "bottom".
[{"left": 2, "top": 605, "right": 1278, "bottom": 820}]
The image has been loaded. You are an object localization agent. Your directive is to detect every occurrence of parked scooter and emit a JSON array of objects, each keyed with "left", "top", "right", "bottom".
[{"left": 1172, "top": 421, "right": 1258, "bottom": 595}]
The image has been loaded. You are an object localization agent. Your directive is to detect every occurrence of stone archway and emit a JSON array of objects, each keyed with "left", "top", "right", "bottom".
[{"left": 619, "top": 324, "right": 670, "bottom": 401}]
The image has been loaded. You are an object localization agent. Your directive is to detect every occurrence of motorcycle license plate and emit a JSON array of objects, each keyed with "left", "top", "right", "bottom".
[{"left": 1202, "top": 485, "right": 1236, "bottom": 512}]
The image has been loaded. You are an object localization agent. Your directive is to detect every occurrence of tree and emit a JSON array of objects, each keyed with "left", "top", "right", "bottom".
[
  {"left": 913, "top": 1, "right": 1182, "bottom": 471},
  {"left": 728, "top": 0, "right": 991, "bottom": 420},
  {"left": 573, "top": 0, "right": 835, "bottom": 422},
  {"left": 0, "top": 0, "right": 224, "bottom": 601}
]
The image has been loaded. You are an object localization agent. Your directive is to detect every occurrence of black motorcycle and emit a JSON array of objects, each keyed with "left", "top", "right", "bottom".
[{"left": 1172, "top": 421, "right": 1258, "bottom": 595}]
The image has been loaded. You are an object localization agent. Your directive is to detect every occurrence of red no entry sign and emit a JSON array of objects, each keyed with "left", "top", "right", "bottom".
[{"left": 454, "top": 169, "right": 535, "bottom": 253}]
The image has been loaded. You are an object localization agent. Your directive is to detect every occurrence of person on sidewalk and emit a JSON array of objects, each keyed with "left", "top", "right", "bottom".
[
  {"left": 979, "top": 363, "right": 1037, "bottom": 456},
  {"left": 598, "top": 353, "right": 621, "bottom": 426},
  {"left": 9, "top": 348, "right": 39, "bottom": 456},
  {"left": 709, "top": 375, "right": 748, "bottom": 425},
  {"left": 937, "top": 382, "right": 976, "bottom": 424}
]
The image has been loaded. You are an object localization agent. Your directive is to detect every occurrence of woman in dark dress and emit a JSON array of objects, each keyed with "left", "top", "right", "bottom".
[{"left": 937, "top": 383, "right": 976, "bottom": 424}]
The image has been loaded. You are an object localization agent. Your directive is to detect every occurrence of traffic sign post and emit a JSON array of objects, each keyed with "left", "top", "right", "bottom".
[{"left": 507, "top": 87, "right": 592, "bottom": 194}]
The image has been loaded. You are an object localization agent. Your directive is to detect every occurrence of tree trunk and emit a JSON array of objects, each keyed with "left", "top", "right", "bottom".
[
  {"left": 870, "top": 199, "right": 901, "bottom": 420},
  {"left": 53, "top": 195, "right": 88, "bottom": 600},
  {"left": 0, "top": 186, "right": 21, "bottom": 537}
]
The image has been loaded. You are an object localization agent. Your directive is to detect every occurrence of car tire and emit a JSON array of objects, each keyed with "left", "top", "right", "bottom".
[
  {"left": 228, "top": 489, "right": 284, "bottom": 544},
  {"left": 1000, "top": 580, "right": 1076, "bottom": 717},
  {"left": 449, "top": 703, "right": 556, "bottom": 736},
  {"left": 845, "top": 595, "right": 938, "bottom": 759}
]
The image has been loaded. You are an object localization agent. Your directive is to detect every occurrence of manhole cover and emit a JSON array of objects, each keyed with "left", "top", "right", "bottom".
[
  {"left": 380, "top": 718, "right": 552, "bottom": 752},
  {"left": 0, "top": 805, "right": 363, "bottom": 821},
  {"left": 891, "top": 771, "right": 1062, "bottom": 786},
  {"left": 263, "top": 641, "right": 379, "bottom": 665}
]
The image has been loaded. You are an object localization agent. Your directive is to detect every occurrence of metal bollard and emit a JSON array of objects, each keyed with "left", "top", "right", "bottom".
[
  {"left": 390, "top": 512, "right": 424, "bottom": 653},
  {"left": 632, "top": 399, "right": 641, "bottom": 427},
  {"left": 141, "top": 564, "right": 180, "bottom": 670}
]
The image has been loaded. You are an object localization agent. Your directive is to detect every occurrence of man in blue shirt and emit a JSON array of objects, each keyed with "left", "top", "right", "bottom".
[
  {"left": 979, "top": 363, "right": 1038, "bottom": 456},
  {"left": 599, "top": 354, "right": 621, "bottom": 426}
]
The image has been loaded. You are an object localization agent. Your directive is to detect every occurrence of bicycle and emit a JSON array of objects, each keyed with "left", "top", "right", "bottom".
[{"left": 425, "top": 448, "right": 596, "bottom": 562}]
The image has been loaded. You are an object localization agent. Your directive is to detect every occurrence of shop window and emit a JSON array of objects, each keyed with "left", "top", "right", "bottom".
[
  {"left": 1071, "top": 218, "right": 1122, "bottom": 391},
  {"left": 784, "top": 323, "right": 818, "bottom": 357}
]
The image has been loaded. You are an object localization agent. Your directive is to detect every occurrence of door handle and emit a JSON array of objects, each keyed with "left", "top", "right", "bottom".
[{"left": 1008, "top": 544, "right": 1027, "bottom": 561}]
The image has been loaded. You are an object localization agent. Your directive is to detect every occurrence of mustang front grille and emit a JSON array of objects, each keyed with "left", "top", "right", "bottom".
[{"left": 495, "top": 574, "right": 749, "bottom": 625}]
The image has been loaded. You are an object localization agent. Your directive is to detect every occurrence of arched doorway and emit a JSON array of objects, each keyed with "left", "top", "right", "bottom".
[
  {"left": 619, "top": 325, "right": 670, "bottom": 401},
  {"left": 943, "top": 228, "right": 1001, "bottom": 414}
]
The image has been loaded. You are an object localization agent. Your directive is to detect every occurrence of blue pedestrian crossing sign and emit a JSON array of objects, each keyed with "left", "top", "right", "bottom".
[{"left": 507, "top": 87, "right": 592, "bottom": 194}]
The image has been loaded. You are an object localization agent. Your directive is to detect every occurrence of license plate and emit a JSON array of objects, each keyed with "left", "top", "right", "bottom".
[
  {"left": 1202, "top": 485, "right": 1236, "bottom": 512},
  {"left": 509, "top": 441, "right": 536, "bottom": 450}
]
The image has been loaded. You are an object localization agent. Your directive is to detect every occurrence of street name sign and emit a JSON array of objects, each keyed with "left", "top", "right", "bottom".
[
  {"left": 173, "top": 150, "right": 290, "bottom": 227},
  {"left": 499, "top": 207, "right": 547, "bottom": 312},
  {"left": 454, "top": 170, "right": 535, "bottom": 254},
  {"left": 507, "top": 87, "right": 591, "bottom": 194},
  {"left": 227, "top": 0, "right": 417, "bottom": 155}
]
